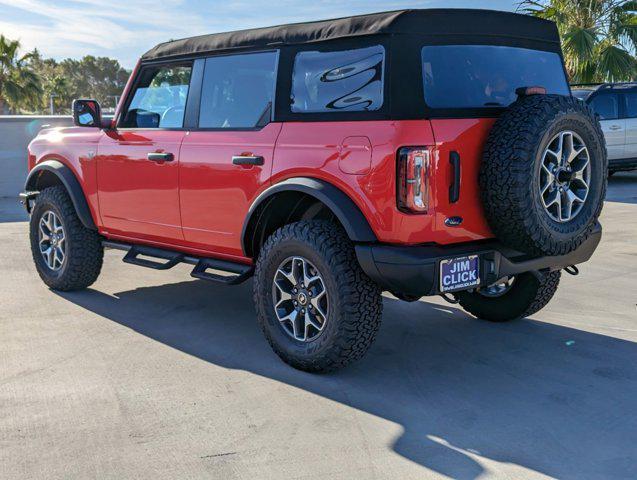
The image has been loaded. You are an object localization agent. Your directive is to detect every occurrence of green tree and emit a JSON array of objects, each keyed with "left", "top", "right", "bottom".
[
  {"left": 59, "top": 55, "right": 130, "bottom": 111},
  {"left": 28, "top": 49, "right": 70, "bottom": 114},
  {"left": 520, "top": 0, "right": 637, "bottom": 83},
  {"left": 0, "top": 35, "right": 42, "bottom": 113}
]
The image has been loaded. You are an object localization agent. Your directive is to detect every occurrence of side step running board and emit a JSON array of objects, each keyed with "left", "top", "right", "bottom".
[
  {"left": 191, "top": 258, "right": 254, "bottom": 285},
  {"left": 103, "top": 241, "right": 253, "bottom": 285},
  {"left": 123, "top": 245, "right": 184, "bottom": 270}
]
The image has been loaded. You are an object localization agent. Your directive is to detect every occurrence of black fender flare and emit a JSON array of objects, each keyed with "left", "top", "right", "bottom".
[
  {"left": 24, "top": 160, "right": 97, "bottom": 230},
  {"left": 241, "top": 177, "right": 377, "bottom": 255}
]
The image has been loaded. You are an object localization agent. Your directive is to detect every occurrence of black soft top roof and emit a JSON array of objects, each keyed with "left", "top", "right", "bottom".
[{"left": 142, "top": 9, "right": 560, "bottom": 61}]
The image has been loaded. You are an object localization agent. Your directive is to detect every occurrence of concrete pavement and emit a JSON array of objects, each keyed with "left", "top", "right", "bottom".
[{"left": 1, "top": 173, "right": 636, "bottom": 479}]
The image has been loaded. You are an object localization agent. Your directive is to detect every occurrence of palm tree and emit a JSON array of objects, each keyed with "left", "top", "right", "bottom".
[
  {"left": 519, "top": 0, "right": 637, "bottom": 83},
  {"left": 0, "top": 35, "right": 42, "bottom": 113}
]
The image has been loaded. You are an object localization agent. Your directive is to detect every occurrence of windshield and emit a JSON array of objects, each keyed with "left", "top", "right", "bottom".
[{"left": 421, "top": 45, "right": 569, "bottom": 109}]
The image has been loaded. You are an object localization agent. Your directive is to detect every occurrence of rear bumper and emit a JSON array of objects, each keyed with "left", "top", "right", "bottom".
[{"left": 355, "top": 223, "right": 602, "bottom": 297}]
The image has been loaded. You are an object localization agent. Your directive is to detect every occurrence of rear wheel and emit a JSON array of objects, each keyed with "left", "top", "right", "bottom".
[
  {"left": 29, "top": 186, "right": 103, "bottom": 291},
  {"left": 454, "top": 271, "right": 561, "bottom": 322},
  {"left": 253, "top": 220, "right": 382, "bottom": 372}
]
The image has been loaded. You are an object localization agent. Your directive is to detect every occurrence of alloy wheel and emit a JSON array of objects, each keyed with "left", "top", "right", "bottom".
[
  {"left": 539, "top": 130, "right": 591, "bottom": 223},
  {"left": 272, "top": 256, "right": 329, "bottom": 342},
  {"left": 39, "top": 210, "right": 66, "bottom": 271},
  {"left": 478, "top": 276, "right": 515, "bottom": 298}
]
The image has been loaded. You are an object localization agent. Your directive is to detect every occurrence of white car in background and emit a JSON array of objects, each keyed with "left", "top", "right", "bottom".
[{"left": 572, "top": 83, "right": 637, "bottom": 176}]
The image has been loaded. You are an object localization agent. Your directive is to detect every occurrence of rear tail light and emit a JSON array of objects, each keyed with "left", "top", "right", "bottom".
[{"left": 397, "top": 147, "right": 430, "bottom": 214}]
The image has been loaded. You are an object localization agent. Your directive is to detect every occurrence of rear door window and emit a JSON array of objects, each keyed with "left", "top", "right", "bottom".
[
  {"left": 590, "top": 94, "right": 619, "bottom": 120},
  {"left": 291, "top": 45, "right": 385, "bottom": 113},
  {"left": 421, "top": 45, "right": 569, "bottom": 109},
  {"left": 623, "top": 92, "right": 637, "bottom": 118},
  {"left": 199, "top": 51, "right": 278, "bottom": 129}
]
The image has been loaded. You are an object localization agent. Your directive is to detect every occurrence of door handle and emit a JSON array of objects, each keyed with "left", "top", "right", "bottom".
[
  {"left": 147, "top": 152, "right": 174, "bottom": 162},
  {"left": 449, "top": 151, "right": 461, "bottom": 203},
  {"left": 609, "top": 125, "right": 622, "bottom": 131},
  {"left": 232, "top": 155, "right": 264, "bottom": 166}
]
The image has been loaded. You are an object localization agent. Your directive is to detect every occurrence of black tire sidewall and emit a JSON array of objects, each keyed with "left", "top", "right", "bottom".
[{"left": 456, "top": 271, "right": 560, "bottom": 322}]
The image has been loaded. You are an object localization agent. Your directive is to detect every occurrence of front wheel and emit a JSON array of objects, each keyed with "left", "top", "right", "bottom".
[
  {"left": 29, "top": 186, "right": 103, "bottom": 291},
  {"left": 253, "top": 220, "right": 383, "bottom": 373},
  {"left": 454, "top": 271, "right": 561, "bottom": 322}
]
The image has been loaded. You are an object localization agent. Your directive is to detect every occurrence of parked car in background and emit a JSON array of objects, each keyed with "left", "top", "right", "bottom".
[{"left": 572, "top": 82, "right": 637, "bottom": 175}]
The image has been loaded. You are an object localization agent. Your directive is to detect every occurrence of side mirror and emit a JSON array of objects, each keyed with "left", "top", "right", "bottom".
[{"left": 72, "top": 99, "right": 102, "bottom": 127}]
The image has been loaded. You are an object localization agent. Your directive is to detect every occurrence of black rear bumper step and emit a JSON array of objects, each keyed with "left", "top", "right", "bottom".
[
  {"left": 103, "top": 241, "right": 253, "bottom": 285},
  {"left": 355, "top": 222, "right": 602, "bottom": 298}
]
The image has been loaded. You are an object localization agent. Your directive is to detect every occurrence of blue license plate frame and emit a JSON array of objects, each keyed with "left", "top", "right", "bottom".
[{"left": 439, "top": 255, "right": 481, "bottom": 293}]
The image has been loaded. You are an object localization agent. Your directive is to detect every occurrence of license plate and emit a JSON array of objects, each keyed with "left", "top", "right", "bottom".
[{"left": 439, "top": 255, "right": 480, "bottom": 293}]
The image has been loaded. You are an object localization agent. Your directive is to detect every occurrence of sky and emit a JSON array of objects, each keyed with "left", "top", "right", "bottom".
[{"left": 0, "top": 0, "right": 520, "bottom": 68}]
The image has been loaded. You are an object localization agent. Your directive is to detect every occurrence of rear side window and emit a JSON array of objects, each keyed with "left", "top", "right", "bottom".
[
  {"left": 199, "top": 51, "right": 278, "bottom": 129},
  {"left": 590, "top": 94, "right": 619, "bottom": 120},
  {"left": 291, "top": 45, "right": 385, "bottom": 113},
  {"left": 421, "top": 45, "right": 569, "bottom": 109},
  {"left": 624, "top": 92, "right": 637, "bottom": 118}
]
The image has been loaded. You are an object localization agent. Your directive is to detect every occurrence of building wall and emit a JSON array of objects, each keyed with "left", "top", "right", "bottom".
[{"left": 0, "top": 116, "right": 74, "bottom": 198}]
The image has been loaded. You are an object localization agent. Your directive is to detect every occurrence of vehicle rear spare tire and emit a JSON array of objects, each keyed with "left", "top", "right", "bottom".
[{"left": 480, "top": 94, "right": 607, "bottom": 256}]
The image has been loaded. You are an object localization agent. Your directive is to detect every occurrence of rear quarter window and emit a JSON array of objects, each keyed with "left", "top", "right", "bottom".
[
  {"left": 421, "top": 45, "right": 569, "bottom": 109},
  {"left": 291, "top": 45, "right": 385, "bottom": 113}
]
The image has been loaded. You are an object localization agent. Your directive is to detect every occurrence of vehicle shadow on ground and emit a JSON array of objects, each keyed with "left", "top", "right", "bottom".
[
  {"left": 57, "top": 280, "right": 637, "bottom": 479},
  {"left": 606, "top": 171, "right": 637, "bottom": 205}
]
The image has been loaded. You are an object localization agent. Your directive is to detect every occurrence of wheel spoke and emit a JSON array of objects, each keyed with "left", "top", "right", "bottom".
[
  {"left": 567, "top": 146, "right": 587, "bottom": 165},
  {"left": 39, "top": 223, "right": 51, "bottom": 241},
  {"left": 302, "top": 262, "right": 321, "bottom": 288},
  {"left": 310, "top": 290, "right": 327, "bottom": 318},
  {"left": 274, "top": 284, "right": 293, "bottom": 308},
  {"left": 53, "top": 247, "right": 63, "bottom": 269},
  {"left": 562, "top": 189, "right": 574, "bottom": 220},
  {"left": 45, "top": 212, "right": 54, "bottom": 232},
  {"left": 43, "top": 247, "right": 54, "bottom": 269},
  {"left": 304, "top": 310, "right": 323, "bottom": 339},
  {"left": 561, "top": 132, "right": 574, "bottom": 166},
  {"left": 276, "top": 266, "right": 297, "bottom": 287}
]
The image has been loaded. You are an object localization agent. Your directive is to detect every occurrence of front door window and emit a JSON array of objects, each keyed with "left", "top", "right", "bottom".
[{"left": 121, "top": 64, "right": 192, "bottom": 129}]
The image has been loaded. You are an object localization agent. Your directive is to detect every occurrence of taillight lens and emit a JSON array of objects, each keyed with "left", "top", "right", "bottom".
[
  {"left": 27, "top": 151, "right": 36, "bottom": 172},
  {"left": 397, "top": 147, "right": 430, "bottom": 214}
]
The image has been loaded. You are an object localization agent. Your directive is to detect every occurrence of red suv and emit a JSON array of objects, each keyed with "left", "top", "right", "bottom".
[{"left": 22, "top": 10, "right": 606, "bottom": 372}]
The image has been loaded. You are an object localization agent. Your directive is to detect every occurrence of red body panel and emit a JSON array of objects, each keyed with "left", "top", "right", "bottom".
[
  {"left": 273, "top": 120, "right": 494, "bottom": 245},
  {"left": 27, "top": 127, "right": 102, "bottom": 224},
  {"left": 429, "top": 119, "right": 496, "bottom": 241},
  {"left": 96, "top": 129, "right": 185, "bottom": 242},
  {"left": 27, "top": 116, "right": 497, "bottom": 261},
  {"left": 179, "top": 123, "right": 282, "bottom": 257}
]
